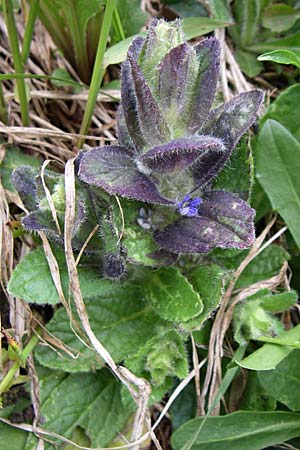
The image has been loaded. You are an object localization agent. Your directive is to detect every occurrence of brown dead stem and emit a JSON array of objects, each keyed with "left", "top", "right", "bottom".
[{"left": 202, "top": 216, "right": 281, "bottom": 413}]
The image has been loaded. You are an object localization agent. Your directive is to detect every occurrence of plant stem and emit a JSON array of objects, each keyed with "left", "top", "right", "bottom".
[
  {"left": 77, "top": 0, "right": 116, "bottom": 148},
  {"left": 21, "top": 0, "right": 40, "bottom": 64},
  {"left": 0, "top": 82, "right": 8, "bottom": 124},
  {"left": 2, "top": 0, "right": 29, "bottom": 126},
  {"left": 112, "top": 6, "right": 125, "bottom": 41},
  {"left": 0, "top": 332, "right": 40, "bottom": 396}
]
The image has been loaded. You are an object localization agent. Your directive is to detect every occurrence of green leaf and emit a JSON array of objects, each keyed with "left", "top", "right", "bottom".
[
  {"left": 258, "top": 49, "right": 300, "bottom": 67},
  {"left": 258, "top": 290, "right": 298, "bottom": 312},
  {"left": 235, "top": 49, "right": 263, "bottom": 77},
  {"left": 165, "top": 0, "right": 209, "bottom": 18},
  {"left": 181, "top": 264, "right": 226, "bottom": 331},
  {"left": 230, "top": 0, "right": 264, "bottom": 47},
  {"left": 0, "top": 423, "right": 28, "bottom": 450},
  {"left": 247, "top": 32, "right": 300, "bottom": 53},
  {"left": 103, "top": 17, "right": 230, "bottom": 69},
  {"left": 214, "top": 244, "right": 290, "bottom": 289},
  {"left": 234, "top": 299, "right": 283, "bottom": 345},
  {"left": 126, "top": 330, "right": 188, "bottom": 401},
  {"left": 8, "top": 247, "right": 121, "bottom": 305},
  {"left": 144, "top": 267, "right": 203, "bottom": 323},
  {"left": 171, "top": 411, "right": 300, "bottom": 450},
  {"left": 24, "top": 367, "right": 134, "bottom": 449},
  {"left": 260, "top": 84, "right": 300, "bottom": 141},
  {"left": 240, "top": 371, "right": 276, "bottom": 411},
  {"left": 0, "top": 146, "right": 40, "bottom": 192},
  {"left": 208, "top": 0, "right": 233, "bottom": 22},
  {"left": 115, "top": 0, "right": 147, "bottom": 37},
  {"left": 262, "top": 4, "right": 300, "bottom": 33},
  {"left": 258, "top": 350, "right": 300, "bottom": 411},
  {"left": 237, "top": 326, "right": 300, "bottom": 370},
  {"left": 35, "top": 278, "right": 169, "bottom": 372},
  {"left": 114, "top": 199, "right": 158, "bottom": 266},
  {"left": 256, "top": 120, "right": 300, "bottom": 249},
  {"left": 213, "top": 137, "right": 253, "bottom": 202}
]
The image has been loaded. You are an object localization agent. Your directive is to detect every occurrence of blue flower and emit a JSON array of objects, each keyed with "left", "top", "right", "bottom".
[{"left": 178, "top": 195, "right": 202, "bottom": 217}]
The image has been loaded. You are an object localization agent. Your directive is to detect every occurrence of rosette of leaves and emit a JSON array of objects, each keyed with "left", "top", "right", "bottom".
[{"left": 78, "top": 19, "right": 263, "bottom": 257}]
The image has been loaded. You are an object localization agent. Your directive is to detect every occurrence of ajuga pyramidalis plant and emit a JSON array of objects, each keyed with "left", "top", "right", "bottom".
[
  {"left": 78, "top": 19, "right": 264, "bottom": 256},
  {"left": 12, "top": 19, "right": 263, "bottom": 278}
]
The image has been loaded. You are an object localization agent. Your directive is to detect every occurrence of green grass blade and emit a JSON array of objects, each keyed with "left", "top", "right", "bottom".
[
  {"left": 21, "top": 0, "right": 40, "bottom": 64},
  {"left": 78, "top": 0, "right": 116, "bottom": 148},
  {"left": 2, "top": 0, "right": 29, "bottom": 126},
  {"left": 112, "top": 6, "right": 126, "bottom": 41}
]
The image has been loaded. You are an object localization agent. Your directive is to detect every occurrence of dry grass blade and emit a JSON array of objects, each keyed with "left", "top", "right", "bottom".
[{"left": 64, "top": 159, "right": 152, "bottom": 450}]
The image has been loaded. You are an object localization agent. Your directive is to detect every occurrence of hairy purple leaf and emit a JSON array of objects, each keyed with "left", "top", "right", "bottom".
[
  {"left": 187, "top": 38, "right": 221, "bottom": 134},
  {"left": 154, "top": 190, "right": 255, "bottom": 253},
  {"left": 78, "top": 146, "right": 173, "bottom": 204},
  {"left": 11, "top": 167, "right": 37, "bottom": 210},
  {"left": 193, "top": 90, "right": 264, "bottom": 188},
  {"left": 141, "top": 136, "right": 224, "bottom": 173},
  {"left": 127, "top": 36, "right": 145, "bottom": 61},
  {"left": 127, "top": 56, "right": 171, "bottom": 149}
]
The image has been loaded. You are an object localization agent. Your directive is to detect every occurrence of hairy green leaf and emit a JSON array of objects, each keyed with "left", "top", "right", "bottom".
[
  {"left": 24, "top": 367, "right": 134, "bottom": 449},
  {"left": 144, "top": 267, "right": 203, "bottom": 322},
  {"left": 0, "top": 146, "right": 40, "bottom": 192},
  {"left": 35, "top": 279, "right": 169, "bottom": 372}
]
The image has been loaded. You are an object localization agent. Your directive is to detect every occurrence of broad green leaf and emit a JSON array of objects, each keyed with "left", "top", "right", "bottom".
[
  {"left": 0, "top": 146, "right": 40, "bottom": 192},
  {"left": 247, "top": 32, "right": 300, "bottom": 53},
  {"left": 260, "top": 84, "right": 300, "bottom": 141},
  {"left": 256, "top": 120, "right": 300, "bottom": 249},
  {"left": 238, "top": 326, "right": 300, "bottom": 370},
  {"left": 262, "top": 4, "right": 300, "bottom": 32},
  {"left": 115, "top": 0, "right": 148, "bottom": 37},
  {"left": 103, "top": 17, "right": 230, "bottom": 69},
  {"left": 24, "top": 367, "right": 134, "bottom": 449},
  {"left": 182, "top": 264, "right": 226, "bottom": 331},
  {"left": 259, "top": 350, "right": 300, "bottom": 411},
  {"left": 0, "top": 423, "right": 28, "bottom": 450},
  {"left": 8, "top": 247, "right": 121, "bottom": 305},
  {"left": 144, "top": 267, "right": 203, "bottom": 323},
  {"left": 258, "top": 49, "right": 300, "bottom": 67},
  {"left": 213, "top": 137, "right": 253, "bottom": 201},
  {"left": 35, "top": 279, "right": 169, "bottom": 372},
  {"left": 171, "top": 411, "right": 300, "bottom": 450},
  {"left": 240, "top": 371, "right": 276, "bottom": 411}
]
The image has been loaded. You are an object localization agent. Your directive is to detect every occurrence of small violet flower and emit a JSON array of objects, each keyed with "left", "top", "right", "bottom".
[
  {"left": 78, "top": 19, "right": 264, "bottom": 255},
  {"left": 178, "top": 195, "right": 202, "bottom": 217}
]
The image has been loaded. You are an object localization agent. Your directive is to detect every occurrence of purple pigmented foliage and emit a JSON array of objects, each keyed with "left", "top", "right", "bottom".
[
  {"left": 141, "top": 136, "right": 224, "bottom": 173},
  {"left": 187, "top": 38, "right": 221, "bottom": 134},
  {"left": 78, "top": 20, "right": 264, "bottom": 255},
  {"left": 11, "top": 167, "right": 37, "bottom": 211},
  {"left": 78, "top": 146, "right": 173, "bottom": 205},
  {"left": 155, "top": 191, "right": 255, "bottom": 254}
]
